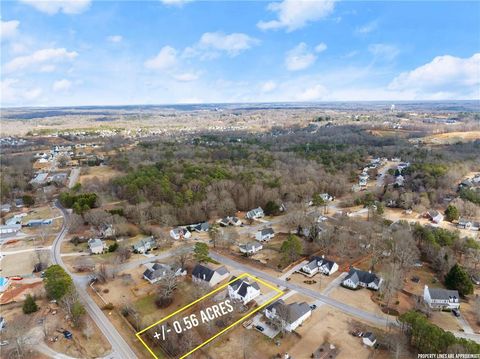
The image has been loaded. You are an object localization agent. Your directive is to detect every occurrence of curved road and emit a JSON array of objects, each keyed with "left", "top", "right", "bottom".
[{"left": 51, "top": 201, "right": 137, "bottom": 359}]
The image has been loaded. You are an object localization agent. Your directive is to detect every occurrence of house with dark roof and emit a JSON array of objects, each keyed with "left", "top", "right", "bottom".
[
  {"left": 192, "top": 264, "right": 230, "bottom": 287},
  {"left": 342, "top": 268, "right": 382, "bottom": 290},
  {"left": 187, "top": 222, "right": 210, "bottom": 232},
  {"left": 362, "top": 332, "right": 377, "bottom": 347},
  {"left": 227, "top": 276, "right": 261, "bottom": 304},
  {"left": 255, "top": 227, "right": 274, "bottom": 242},
  {"left": 142, "top": 263, "right": 186, "bottom": 284},
  {"left": 423, "top": 285, "right": 460, "bottom": 310},
  {"left": 265, "top": 299, "right": 312, "bottom": 332},
  {"left": 301, "top": 256, "right": 338, "bottom": 276},
  {"left": 239, "top": 242, "right": 263, "bottom": 255}
]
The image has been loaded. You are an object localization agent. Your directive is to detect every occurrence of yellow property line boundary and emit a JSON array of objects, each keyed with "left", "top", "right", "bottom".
[{"left": 135, "top": 272, "right": 284, "bottom": 359}]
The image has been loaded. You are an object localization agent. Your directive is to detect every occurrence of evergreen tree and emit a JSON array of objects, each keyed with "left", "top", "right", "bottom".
[
  {"left": 444, "top": 205, "right": 460, "bottom": 222},
  {"left": 445, "top": 264, "right": 474, "bottom": 296},
  {"left": 264, "top": 201, "right": 280, "bottom": 216},
  {"left": 23, "top": 294, "right": 39, "bottom": 314},
  {"left": 43, "top": 265, "right": 74, "bottom": 300},
  {"left": 280, "top": 234, "right": 303, "bottom": 264},
  {"left": 193, "top": 242, "right": 210, "bottom": 262}
]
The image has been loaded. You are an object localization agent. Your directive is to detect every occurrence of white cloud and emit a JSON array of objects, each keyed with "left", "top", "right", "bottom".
[
  {"left": 160, "top": 0, "right": 192, "bottom": 6},
  {"left": 185, "top": 32, "right": 259, "bottom": 58},
  {"left": 172, "top": 72, "right": 200, "bottom": 82},
  {"left": 285, "top": 43, "right": 316, "bottom": 71},
  {"left": 368, "top": 43, "right": 399, "bottom": 61},
  {"left": 296, "top": 84, "right": 328, "bottom": 101},
  {"left": 144, "top": 46, "right": 178, "bottom": 71},
  {"left": 1, "top": 78, "right": 43, "bottom": 105},
  {"left": 19, "top": 0, "right": 91, "bottom": 15},
  {"left": 107, "top": 35, "right": 123, "bottom": 43},
  {"left": 258, "top": 0, "right": 336, "bottom": 32},
  {"left": 4, "top": 48, "right": 78, "bottom": 73},
  {"left": 1, "top": 20, "right": 20, "bottom": 40},
  {"left": 314, "top": 42, "right": 327, "bottom": 53},
  {"left": 53, "top": 79, "right": 72, "bottom": 92},
  {"left": 355, "top": 20, "right": 378, "bottom": 35},
  {"left": 389, "top": 53, "right": 480, "bottom": 98},
  {"left": 261, "top": 80, "right": 277, "bottom": 92}
]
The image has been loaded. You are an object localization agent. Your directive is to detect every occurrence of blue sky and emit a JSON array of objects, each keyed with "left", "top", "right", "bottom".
[{"left": 1, "top": 0, "right": 479, "bottom": 106}]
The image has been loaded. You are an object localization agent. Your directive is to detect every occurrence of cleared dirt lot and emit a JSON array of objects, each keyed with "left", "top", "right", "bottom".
[
  {"left": 79, "top": 165, "right": 124, "bottom": 185},
  {"left": 329, "top": 286, "right": 391, "bottom": 318},
  {"left": 290, "top": 306, "right": 377, "bottom": 359},
  {"left": 1, "top": 250, "right": 39, "bottom": 276}
]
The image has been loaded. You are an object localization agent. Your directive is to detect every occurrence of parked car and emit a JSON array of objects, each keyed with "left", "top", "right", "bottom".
[
  {"left": 310, "top": 304, "right": 317, "bottom": 310},
  {"left": 452, "top": 309, "right": 460, "bottom": 317},
  {"left": 255, "top": 325, "right": 264, "bottom": 332},
  {"left": 63, "top": 330, "right": 73, "bottom": 339},
  {"left": 0, "top": 340, "right": 9, "bottom": 346}
]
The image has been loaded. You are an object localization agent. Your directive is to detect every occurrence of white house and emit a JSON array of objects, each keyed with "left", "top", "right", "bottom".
[
  {"left": 342, "top": 268, "right": 382, "bottom": 290},
  {"left": 192, "top": 264, "right": 230, "bottom": 287},
  {"left": 239, "top": 242, "right": 263, "bottom": 255},
  {"left": 362, "top": 332, "right": 377, "bottom": 347},
  {"left": 426, "top": 210, "right": 443, "bottom": 224},
  {"left": 423, "top": 285, "right": 460, "bottom": 310},
  {"left": 0, "top": 224, "right": 22, "bottom": 236},
  {"left": 394, "top": 175, "right": 405, "bottom": 187},
  {"left": 319, "top": 193, "right": 334, "bottom": 202},
  {"left": 88, "top": 238, "right": 106, "bottom": 254},
  {"left": 457, "top": 218, "right": 473, "bottom": 230},
  {"left": 301, "top": 256, "right": 338, "bottom": 276},
  {"left": 255, "top": 227, "right": 274, "bottom": 242},
  {"left": 265, "top": 300, "right": 312, "bottom": 332},
  {"left": 133, "top": 237, "right": 157, "bottom": 254},
  {"left": 246, "top": 207, "right": 264, "bottom": 220},
  {"left": 227, "top": 276, "right": 261, "bottom": 305},
  {"left": 169, "top": 227, "right": 192, "bottom": 240},
  {"left": 218, "top": 216, "right": 243, "bottom": 227}
]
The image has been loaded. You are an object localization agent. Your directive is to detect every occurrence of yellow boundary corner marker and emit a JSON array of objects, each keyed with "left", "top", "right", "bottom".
[{"left": 135, "top": 272, "right": 284, "bottom": 359}]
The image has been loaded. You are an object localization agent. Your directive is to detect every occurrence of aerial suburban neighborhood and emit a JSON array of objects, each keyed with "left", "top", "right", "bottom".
[{"left": 1, "top": 0, "right": 479, "bottom": 359}]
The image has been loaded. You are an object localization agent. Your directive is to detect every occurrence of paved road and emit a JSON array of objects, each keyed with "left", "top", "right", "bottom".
[
  {"left": 67, "top": 168, "right": 81, "bottom": 189},
  {"left": 450, "top": 331, "right": 480, "bottom": 344},
  {"left": 210, "top": 251, "right": 392, "bottom": 328},
  {"left": 51, "top": 202, "right": 137, "bottom": 359}
]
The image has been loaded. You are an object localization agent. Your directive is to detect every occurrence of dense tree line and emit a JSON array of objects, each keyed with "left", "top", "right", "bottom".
[{"left": 399, "top": 311, "right": 480, "bottom": 354}]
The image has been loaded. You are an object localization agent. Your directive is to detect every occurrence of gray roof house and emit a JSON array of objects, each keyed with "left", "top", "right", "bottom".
[
  {"left": 239, "top": 242, "right": 263, "bottom": 255},
  {"left": 133, "top": 237, "right": 157, "bottom": 254},
  {"left": 265, "top": 299, "right": 312, "bottom": 332},
  {"left": 423, "top": 285, "right": 460, "bottom": 310},
  {"left": 192, "top": 264, "right": 230, "bottom": 287},
  {"left": 246, "top": 207, "right": 264, "bottom": 220},
  {"left": 342, "top": 268, "right": 382, "bottom": 290},
  {"left": 188, "top": 222, "right": 210, "bottom": 232},
  {"left": 143, "top": 263, "right": 186, "bottom": 284},
  {"left": 255, "top": 227, "right": 275, "bottom": 242},
  {"left": 88, "top": 238, "right": 106, "bottom": 254}
]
